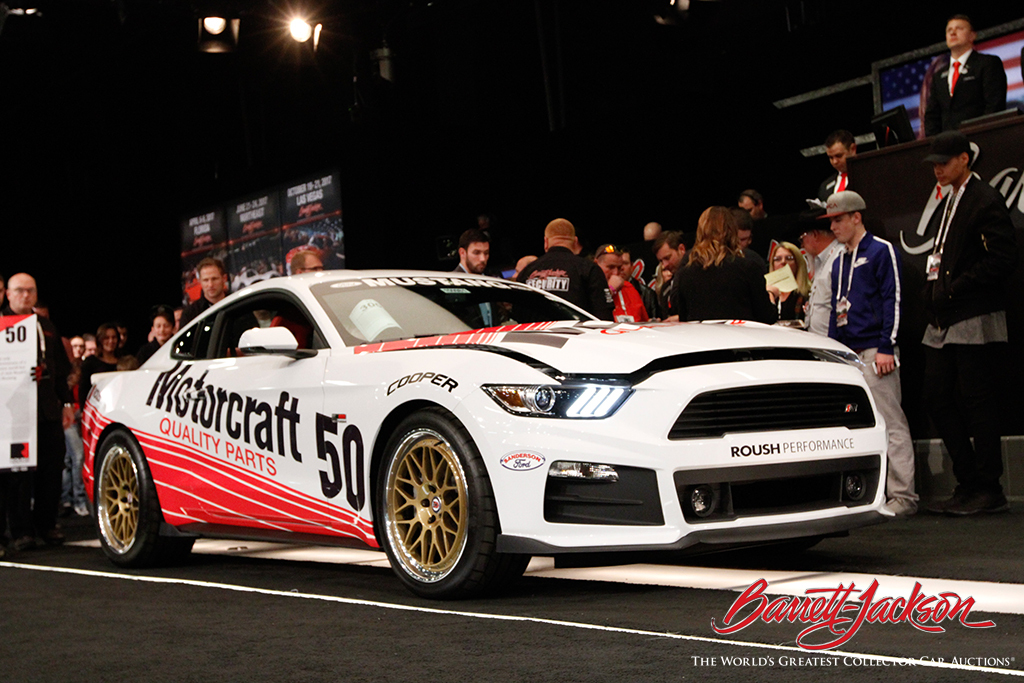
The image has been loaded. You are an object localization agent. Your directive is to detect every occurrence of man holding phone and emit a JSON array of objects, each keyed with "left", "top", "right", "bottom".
[{"left": 824, "top": 191, "right": 917, "bottom": 517}]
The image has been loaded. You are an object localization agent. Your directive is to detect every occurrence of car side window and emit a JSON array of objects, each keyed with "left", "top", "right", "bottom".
[
  {"left": 171, "top": 316, "right": 216, "bottom": 360},
  {"left": 213, "top": 292, "right": 325, "bottom": 358}
]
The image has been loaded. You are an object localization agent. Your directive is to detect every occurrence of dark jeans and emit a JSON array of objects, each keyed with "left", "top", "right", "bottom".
[
  {"left": 923, "top": 343, "right": 1005, "bottom": 495},
  {"left": 3, "top": 420, "right": 65, "bottom": 539}
]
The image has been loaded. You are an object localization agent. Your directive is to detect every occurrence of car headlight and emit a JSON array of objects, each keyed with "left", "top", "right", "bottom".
[
  {"left": 811, "top": 348, "right": 864, "bottom": 369},
  {"left": 482, "top": 383, "right": 633, "bottom": 418}
]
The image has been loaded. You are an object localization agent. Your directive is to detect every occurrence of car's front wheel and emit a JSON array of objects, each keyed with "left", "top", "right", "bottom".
[
  {"left": 94, "top": 429, "right": 193, "bottom": 567},
  {"left": 377, "top": 408, "right": 528, "bottom": 599}
]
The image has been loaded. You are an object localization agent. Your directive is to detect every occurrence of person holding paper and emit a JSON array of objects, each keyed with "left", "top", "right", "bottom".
[
  {"left": 765, "top": 242, "right": 810, "bottom": 323},
  {"left": 823, "top": 192, "right": 917, "bottom": 517},
  {"left": 1, "top": 273, "right": 75, "bottom": 549}
]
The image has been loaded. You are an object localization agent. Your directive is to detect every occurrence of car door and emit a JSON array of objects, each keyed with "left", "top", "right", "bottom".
[{"left": 168, "top": 291, "right": 338, "bottom": 535}]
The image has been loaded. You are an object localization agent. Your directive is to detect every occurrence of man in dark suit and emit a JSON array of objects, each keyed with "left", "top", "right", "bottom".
[
  {"left": 923, "top": 14, "right": 1007, "bottom": 137},
  {"left": 920, "top": 132, "right": 1017, "bottom": 515},
  {"left": 1, "top": 274, "right": 75, "bottom": 550},
  {"left": 817, "top": 130, "right": 857, "bottom": 202}
]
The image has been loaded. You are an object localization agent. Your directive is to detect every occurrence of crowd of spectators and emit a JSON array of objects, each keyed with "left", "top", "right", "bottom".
[
  {"left": 1, "top": 15, "right": 1018, "bottom": 556},
  {"left": 0, "top": 273, "right": 187, "bottom": 556}
]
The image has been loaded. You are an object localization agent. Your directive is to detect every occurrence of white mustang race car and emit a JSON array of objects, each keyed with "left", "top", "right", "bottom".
[{"left": 83, "top": 270, "right": 888, "bottom": 598}]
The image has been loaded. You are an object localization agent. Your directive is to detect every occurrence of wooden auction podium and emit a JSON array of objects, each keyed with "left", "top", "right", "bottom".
[{"left": 847, "top": 116, "right": 1024, "bottom": 496}]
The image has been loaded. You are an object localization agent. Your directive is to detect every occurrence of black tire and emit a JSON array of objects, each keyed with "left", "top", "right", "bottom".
[
  {"left": 376, "top": 407, "right": 529, "bottom": 599},
  {"left": 93, "top": 429, "right": 194, "bottom": 567}
]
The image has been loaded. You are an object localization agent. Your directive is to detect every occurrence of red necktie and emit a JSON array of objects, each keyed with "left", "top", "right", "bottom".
[
  {"left": 951, "top": 61, "right": 961, "bottom": 95},
  {"left": 836, "top": 173, "right": 847, "bottom": 192}
]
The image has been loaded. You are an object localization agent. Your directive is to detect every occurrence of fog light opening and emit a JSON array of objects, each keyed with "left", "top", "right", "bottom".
[
  {"left": 548, "top": 461, "right": 619, "bottom": 482},
  {"left": 690, "top": 484, "right": 717, "bottom": 518},
  {"left": 844, "top": 473, "right": 865, "bottom": 501}
]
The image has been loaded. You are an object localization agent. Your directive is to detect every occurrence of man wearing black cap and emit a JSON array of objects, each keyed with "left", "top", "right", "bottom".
[
  {"left": 824, "top": 191, "right": 918, "bottom": 517},
  {"left": 801, "top": 221, "right": 843, "bottom": 337},
  {"left": 921, "top": 131, "right": 1017, "bottom": 515}
]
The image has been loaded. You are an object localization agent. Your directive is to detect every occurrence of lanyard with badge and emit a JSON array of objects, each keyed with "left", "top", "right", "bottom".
[
  {"left": 614, "top": 289, "right": 635, "bottom": 323},
  {"left": 835, "top": 245, "right": 858, "bottom": 328},
  {"left": 927, "top": 178, "right": 968, "bottom": 281}
]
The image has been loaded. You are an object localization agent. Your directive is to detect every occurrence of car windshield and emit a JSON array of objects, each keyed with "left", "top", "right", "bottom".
[{"left": 311, "top": 275, "right": 592, "bottom": 345}]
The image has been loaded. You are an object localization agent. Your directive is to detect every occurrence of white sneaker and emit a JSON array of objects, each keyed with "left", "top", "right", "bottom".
[
  {"left": 884, "top": 498, "right": 917, "bottom": 517},
  {"left": 74, "top": 503, "right": 90, "bottom": 517}
]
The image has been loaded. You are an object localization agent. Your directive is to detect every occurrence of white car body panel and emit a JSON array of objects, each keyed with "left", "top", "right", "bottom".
[{"left": 83, "top": 270, "right": 888, "bottom": 561}]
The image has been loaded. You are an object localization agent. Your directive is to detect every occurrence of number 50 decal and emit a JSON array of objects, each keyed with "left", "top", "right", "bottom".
[{"left": 315, "top": 414, "right": 366, "bottom": 511}]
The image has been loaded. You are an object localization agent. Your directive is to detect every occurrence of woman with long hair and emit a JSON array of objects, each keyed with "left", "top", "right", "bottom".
[
  {"left": 672, "top": 206, "right": 777, "bottom": 323},
  {"left": 766, "top": 241, "right": 812, "bottom": 323},
  {"left": 79, "top": 322, "right": 121, "bottom": 403}
]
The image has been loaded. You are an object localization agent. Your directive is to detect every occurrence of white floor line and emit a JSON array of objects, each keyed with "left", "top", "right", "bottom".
[
  {"left": 3, "top": 560, "right": 1022, "bottom": 678},
  {"left": 68, "top": 538, "right": 1024, "bottom": 616}
]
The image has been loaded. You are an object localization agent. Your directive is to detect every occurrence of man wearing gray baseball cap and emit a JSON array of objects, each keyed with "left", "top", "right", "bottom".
[
  {"left": 920, "top": 131, "right": 1017, "bottom": 515},
  {"left": 822, "top": 191, "right": 918, "bottom": 517}
]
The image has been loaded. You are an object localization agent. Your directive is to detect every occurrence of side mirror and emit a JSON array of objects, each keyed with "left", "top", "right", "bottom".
[{"left": 238, "top": 327, "right": 317, "bottom": 359}]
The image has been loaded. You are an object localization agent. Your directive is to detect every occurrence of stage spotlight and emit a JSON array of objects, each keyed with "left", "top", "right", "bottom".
[
  {"left": 198, "top": 16, "right": 239, "bottom": 53},
  {"left": 203, "top": 16, "right": 226, "bottom": 35},
  {"left": 289, "top": 17, "right": 312, "bottom": 42}
]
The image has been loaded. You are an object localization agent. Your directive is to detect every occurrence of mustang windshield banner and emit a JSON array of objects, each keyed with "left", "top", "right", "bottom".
[{"left": 0, "top": 314, "right": 38, "bottom": 471}]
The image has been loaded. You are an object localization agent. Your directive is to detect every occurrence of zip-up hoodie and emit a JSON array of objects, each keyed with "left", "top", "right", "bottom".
[{"left": 828, "top": 232, "right": 903, "bottom": 355}]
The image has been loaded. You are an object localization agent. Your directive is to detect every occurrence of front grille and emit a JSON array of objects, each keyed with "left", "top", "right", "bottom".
[{"left": 669, "top": 382, "right": 874, "bottom": 440}]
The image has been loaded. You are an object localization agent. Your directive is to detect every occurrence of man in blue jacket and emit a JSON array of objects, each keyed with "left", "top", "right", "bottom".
[{"left": 825, "top": 192, "right": 917, "bottom": 517}]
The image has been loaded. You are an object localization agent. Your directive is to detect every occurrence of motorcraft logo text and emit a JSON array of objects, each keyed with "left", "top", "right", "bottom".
[
  {"left": 731, "top": 438, "right": 854, "bottom": 457},
  {"left": 711, "top": 578, "right": 995, "bottom": 650}
]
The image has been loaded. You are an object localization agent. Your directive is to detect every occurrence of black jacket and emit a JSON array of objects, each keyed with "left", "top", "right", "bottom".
[
  {"left": 670, "top": 254, "right": 778, "bottom": 324},
  {"left": 923, "top": 176, "right": 1017, "bottom": 328},
  {"left": 1, "top": 306, "right": 72, "bottom": 422},
  {"left": 179, "top": 295, "right": 216, "bottom": 328},
  {"left": 517, "top": 247, "right": 614, "bottom": 320},
  {"left": 924, "top": 51, "right": 1007, "bottom": 137},
  {"left": 818, "top": 172, "right": 840, "bottom": 203}
]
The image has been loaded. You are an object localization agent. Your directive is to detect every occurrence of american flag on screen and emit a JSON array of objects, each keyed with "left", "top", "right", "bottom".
[
  {"left": 878, "top": 29, "right": 1024, "bottom": 136},
  {"left": 880, "top": 56, "right": 936, "bottom": 134}
]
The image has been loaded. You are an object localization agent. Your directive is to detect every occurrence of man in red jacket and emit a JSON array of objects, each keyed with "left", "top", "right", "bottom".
[{"left": 594, "top": 245, "right": 648, "bottom": 323}]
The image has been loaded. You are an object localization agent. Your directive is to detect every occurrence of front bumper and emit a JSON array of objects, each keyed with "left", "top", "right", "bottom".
[{"left": 457, "top": 358, "right": 889, "bottom": 554}]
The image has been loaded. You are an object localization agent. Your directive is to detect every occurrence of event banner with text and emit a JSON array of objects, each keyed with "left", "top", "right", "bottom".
[
  {"left": 180, "top": 170, "right": 342, "bottom": 304},
  {"left": 0, "top": 314, "right": 38, "bottom": 471}
]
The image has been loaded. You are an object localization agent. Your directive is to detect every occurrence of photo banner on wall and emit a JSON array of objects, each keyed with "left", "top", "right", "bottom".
[
  {"left": 282, "top": 171, "right": 345, "bottom": 274},
  {"left": 180, "top": 169, "right": 343, "bottom": 303},
  {"left": 226, "top": 191, "right": 283, "bottom": 293},
  {"left": 180, "top": 208, "right": 228, "bottom": 305}
]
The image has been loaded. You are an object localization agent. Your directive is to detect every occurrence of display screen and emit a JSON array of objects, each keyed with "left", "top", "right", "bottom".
[{"left": 877, "top": 29, "right": 1024, "bottom": 137}]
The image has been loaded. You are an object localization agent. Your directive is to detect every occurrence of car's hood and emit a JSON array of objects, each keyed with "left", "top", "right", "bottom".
[{"left": 353, "top": 320, "right": 855, "bottom": 375}]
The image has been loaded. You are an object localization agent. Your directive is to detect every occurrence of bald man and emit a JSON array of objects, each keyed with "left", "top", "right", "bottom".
[
  {"left": 1, "top": 273, "right": 75, "bottom": 549},
  {"left": 516, "top": 218, "right": 613, "bottom": 320}
]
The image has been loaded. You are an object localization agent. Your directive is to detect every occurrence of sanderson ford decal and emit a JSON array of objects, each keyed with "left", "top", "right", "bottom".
[{"left": 500, "top": 452, "right": 546, "bottom": 471}]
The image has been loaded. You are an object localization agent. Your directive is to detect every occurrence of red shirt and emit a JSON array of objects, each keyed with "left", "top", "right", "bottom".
[{"left": 613, "top": 281, "right": 649, "bottom": 323}]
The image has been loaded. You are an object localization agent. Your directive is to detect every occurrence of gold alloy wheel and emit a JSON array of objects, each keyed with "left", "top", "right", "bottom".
[
  {"left": 385, "top": 429, "right": 469, "bottom": 582},
  {"left": 97, "top": 444, "right": 141, "bottom": 554}
]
